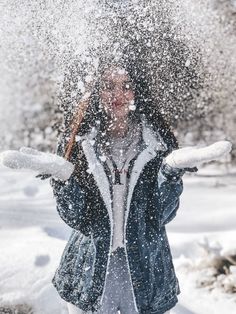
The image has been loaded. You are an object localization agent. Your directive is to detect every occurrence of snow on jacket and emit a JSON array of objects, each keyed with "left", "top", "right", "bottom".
[{"left": 50, "top": 117, "right": 186, "bottom": 314}]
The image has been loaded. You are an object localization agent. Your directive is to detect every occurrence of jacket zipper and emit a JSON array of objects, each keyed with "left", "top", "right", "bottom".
[{"left": 99, "top": 137, "right": 142, "bottom": 311}]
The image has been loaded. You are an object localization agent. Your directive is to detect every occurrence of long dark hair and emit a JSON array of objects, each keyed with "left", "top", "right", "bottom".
[{"left": 59, "top": 56, "right": 179, "bottom": 185}]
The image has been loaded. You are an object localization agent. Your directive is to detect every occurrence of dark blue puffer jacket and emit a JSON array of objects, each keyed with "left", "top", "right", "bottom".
[{"left": 50, "top": 119, "right": 190, "bottom": 314}]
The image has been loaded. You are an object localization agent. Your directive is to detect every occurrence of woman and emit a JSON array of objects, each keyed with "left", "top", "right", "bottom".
[
  {"left": 50, "top": 56, "right": 190, "bottom": 314},
  {"left": 0, "top": 55, "right": 230, "bottom": 314}
]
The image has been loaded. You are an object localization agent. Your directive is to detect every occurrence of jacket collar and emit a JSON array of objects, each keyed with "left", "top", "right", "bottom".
[{"left": 81, "top": 116, "right": 168, "bottom": 225}]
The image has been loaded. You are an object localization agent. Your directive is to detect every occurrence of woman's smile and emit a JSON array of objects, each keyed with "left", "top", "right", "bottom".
[{"left": 112, "top": 100, "right": 124, "bottom": 108}]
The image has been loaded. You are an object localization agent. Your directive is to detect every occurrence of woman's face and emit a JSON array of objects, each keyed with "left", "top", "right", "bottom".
[{"left": 99, "top": 66, "right": 135, "bottom": 121}]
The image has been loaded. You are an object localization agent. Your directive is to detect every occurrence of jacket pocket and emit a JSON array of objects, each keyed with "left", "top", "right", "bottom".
[
  {"left": 150, "top": 231, "right": 178, "bottom": 309},
  {"left": 73, "top": 234, "right": 91, "bottom": 274},
  {"left": 58, "top": 231, "right": 83, "bottom": 275},
  {"left": 80, "top": 236, "right": 97, "bottom": 292}
]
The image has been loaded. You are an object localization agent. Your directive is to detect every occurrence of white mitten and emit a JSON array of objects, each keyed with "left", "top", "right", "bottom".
[
  {"left": 0, "top": 146, "right": 75, "bottom": 181},
  {"left": 165, "top": 141, "right": 232, "bottom": 169}
]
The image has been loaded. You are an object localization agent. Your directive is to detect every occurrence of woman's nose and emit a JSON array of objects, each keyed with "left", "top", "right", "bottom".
[{"left": 112, "top": 87, "right": 123, "bottom": 100}]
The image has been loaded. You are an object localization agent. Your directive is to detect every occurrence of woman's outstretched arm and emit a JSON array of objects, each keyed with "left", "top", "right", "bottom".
[
  {"left": 50, "top": 136, "right": 91, "bottom": 235},
  {"left": 154, "top": 140, "right": 231, "bottom": 228},
  {"left": 156, "top": 161, "right": 186, "bottom": 228}
]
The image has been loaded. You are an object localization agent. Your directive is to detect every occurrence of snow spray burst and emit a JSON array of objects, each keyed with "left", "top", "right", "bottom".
[{"left": 0, "top": 0, "right": 235, "bottom": 159}]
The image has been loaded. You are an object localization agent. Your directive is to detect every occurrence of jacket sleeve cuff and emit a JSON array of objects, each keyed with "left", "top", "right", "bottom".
[
  {"left": 160, "top": 160, "right": 186, "bottom": 181},
  {"left": 160, "top": 159, "right": 199, "bottom": 181},
  {"left": 49, "top": 173, "right": 77, "bottom": 198}
]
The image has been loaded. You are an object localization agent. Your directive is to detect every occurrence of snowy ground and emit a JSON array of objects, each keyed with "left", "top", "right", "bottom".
[{"left": 0, "top": 164, "right": 235, "bottom": 314}]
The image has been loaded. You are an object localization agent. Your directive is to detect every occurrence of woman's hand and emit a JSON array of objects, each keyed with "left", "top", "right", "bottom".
[
  {"left": 0, "top": 146, "right": 74, "bottom": 181},
  {"left": 165, "top": 140, "right": 232, "bottom": 169}
]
